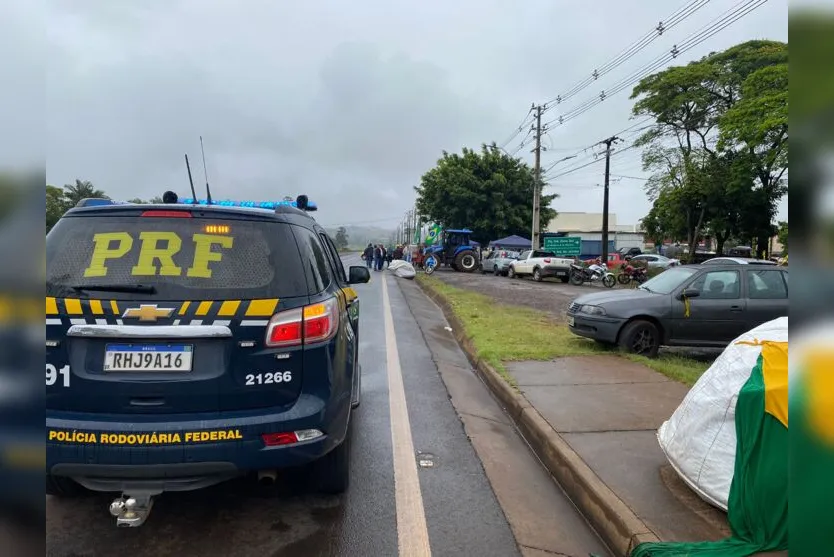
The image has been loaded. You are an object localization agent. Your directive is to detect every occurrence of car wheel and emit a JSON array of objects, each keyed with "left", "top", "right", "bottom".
[
  {"left": 560, "top": 276, "right": 569, "bottom": 283},
  {"left": 46, "top": 475, "right": 88, "bottom": 498},
  {"left": 618, "top": 320, "right": 660, "bottom": 358},
  {"left": 314, "top": 418, "right": 352, "bottom": 494},
  {"left": 493, "top": 265, "right": 499, "bottom": 276},
  {"left": 532, "top": 267, "right": 543, "bottom": 282},
  {"left": 508, "top": 267, "right": 516, "bottom": 279}
]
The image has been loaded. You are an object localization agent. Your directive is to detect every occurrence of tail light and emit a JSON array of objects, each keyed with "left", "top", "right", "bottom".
[
  {"left": 265, "top": 298, "right": 339, "bottom": 347},
  {"left": 543, "top": 258, "right": 551, "bottom": 263},
  {"left": 141, "top": 210, "right": 192, "bottom": 218}
]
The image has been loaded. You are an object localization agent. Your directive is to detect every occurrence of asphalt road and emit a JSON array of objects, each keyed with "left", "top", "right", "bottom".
[{"left": 45, "top": 253, "right": 610, "bottom": 557}]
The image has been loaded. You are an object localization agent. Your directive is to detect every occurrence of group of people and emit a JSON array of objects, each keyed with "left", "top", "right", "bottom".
[{"left": 362, "top": 243, "right": 406, "bottom": 271}]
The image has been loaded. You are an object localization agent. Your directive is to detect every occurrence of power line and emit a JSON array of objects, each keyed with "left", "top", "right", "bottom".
[
  {"left": 543, "top": 0, "right": 770, "bottom": 130},
  {"left": 540, "top": 118, "right": 653, "bottom": 175},
  {"left": 498, "top": 106, "right": 536, "bottom": 151},
  {"left": 545, "top": 142, "right": 639, "bottom": 180},
  {"left": 543, "top": 0, "right": 712, "bottom": 107}
]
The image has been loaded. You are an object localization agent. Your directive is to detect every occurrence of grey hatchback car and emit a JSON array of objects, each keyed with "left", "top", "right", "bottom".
[{"left": 566, "top": 264, "right": 788, "bottom": 357}]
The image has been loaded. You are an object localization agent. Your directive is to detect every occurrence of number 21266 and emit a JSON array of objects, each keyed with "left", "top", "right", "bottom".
[{"left": 245, "top": 372, "right": 292, "bottom": 386}]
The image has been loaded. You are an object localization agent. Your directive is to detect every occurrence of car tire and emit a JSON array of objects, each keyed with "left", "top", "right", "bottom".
[
  {"left": 493, "top": 265, "right": 500, "bottom": 276},
  {"left": 507, "top": 267, "right": 516, "bottom": 279},
  {"left": 618, "top": 320, "right": 660, "bottom": 358},
  {"left": 532, "top": 267, "right": 543, "bottom": 282},
  {"left": 46, "top": 474, "right": 87, "bottom": 498},
  {"left": 560, "top": 276, "right": 569, "bottom": 283},
  {"left": 314, "top": 418, "right": 352, "bottom": 495}
]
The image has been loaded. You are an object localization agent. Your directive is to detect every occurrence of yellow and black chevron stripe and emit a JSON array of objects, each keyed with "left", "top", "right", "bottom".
[{"left": 45, "top": 297, "right": 280, "bottom": 327}]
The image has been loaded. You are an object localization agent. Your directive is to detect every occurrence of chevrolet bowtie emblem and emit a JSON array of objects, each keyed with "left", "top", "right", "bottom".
[{"left": 122, "top": 304, "right": 175, "bottom": 322}]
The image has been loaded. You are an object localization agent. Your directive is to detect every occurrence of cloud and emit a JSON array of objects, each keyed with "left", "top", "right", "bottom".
[{"left": 42, "top": 0, "right": 788, "bottom": 226}]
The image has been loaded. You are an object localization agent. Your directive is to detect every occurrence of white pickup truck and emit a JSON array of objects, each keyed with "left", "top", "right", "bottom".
[{"left": 507, "top": 249, "right": 574, "bottom": 282}]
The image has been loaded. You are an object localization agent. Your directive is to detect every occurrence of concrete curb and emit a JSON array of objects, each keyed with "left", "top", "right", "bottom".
[{"left": 416, "top": 279, "right": 661, "bottom": 557}]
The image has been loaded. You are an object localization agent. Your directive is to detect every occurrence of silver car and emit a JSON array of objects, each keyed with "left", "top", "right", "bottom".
[
  {"left": 629, "top": 254, "right": 680, "bottom": 269},
  {"left": 481, "top": 250, "right": 520, "bottom": 276},
  {"left": 701, "top": 257, "right": 776, "bottom": 266}
]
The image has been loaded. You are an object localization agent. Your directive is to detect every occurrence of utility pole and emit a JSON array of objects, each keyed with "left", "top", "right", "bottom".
[
  {"left": 531, "top": 104, "right": 544, "bottom": 250},
  {"left": 600, "top": 135, "right": 620, "bottom": 265}
]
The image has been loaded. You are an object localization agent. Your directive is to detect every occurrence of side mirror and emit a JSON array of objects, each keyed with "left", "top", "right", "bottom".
[
  {"left": 679, "top": 287, "right": 700, "bottom": 300},
  {"left": 348, "top": 265, "right": 371, "bottom": 284}
]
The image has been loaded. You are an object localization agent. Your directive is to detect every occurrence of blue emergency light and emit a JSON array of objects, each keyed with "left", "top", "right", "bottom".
[
  {"left": 75, "top": 198, "right": 132, "bottom": 207},
  {"left": 178, "top": 198, "right": 318, "bottom": 211}
]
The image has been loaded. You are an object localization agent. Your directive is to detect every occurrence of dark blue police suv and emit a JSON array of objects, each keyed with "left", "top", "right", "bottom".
[{"left": 45, "top": 195, "right": 370, "bottom": 526}]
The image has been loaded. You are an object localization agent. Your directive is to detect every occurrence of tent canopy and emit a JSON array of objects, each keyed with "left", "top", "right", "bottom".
[{"left": 489, "top": 235, "right": 531, "bottom": 249}]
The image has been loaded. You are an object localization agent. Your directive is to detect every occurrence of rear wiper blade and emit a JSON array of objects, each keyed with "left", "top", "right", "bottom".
[{"left": 71, "top": 284, "right": 157, "bottom": 294}]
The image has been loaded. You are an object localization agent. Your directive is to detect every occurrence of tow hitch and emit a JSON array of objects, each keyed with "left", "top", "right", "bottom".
[{"left": 109, "top": 491, "right": 156, "bottom": 527}]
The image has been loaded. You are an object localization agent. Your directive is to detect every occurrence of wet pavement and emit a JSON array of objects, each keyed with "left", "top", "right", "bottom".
[
  {"left": 507, "top": 356, "right": 726, "bottom": 544},
  {"left": 45, "top": 254, "right": 609, "bottom": 557}
]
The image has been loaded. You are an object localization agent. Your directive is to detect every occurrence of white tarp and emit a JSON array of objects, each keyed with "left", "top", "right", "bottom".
[
  {"left": 657, "top": 316, "right": 788, "bottom": 511},
  {"left": 387, "top": 260, "right": 416, "bottom": 279}
]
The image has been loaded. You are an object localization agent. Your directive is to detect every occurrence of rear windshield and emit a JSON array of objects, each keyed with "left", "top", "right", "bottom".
[{"left": 46, "top": 215, "right": 310, "bottom": 300}]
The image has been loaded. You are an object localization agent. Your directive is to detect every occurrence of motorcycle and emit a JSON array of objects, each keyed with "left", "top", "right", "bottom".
[
  {"left": 617, "top": 263, "right": 648, "bottom": 285},
  {"left": 569, "top": 262, "right": 616, "bottom": 288}
]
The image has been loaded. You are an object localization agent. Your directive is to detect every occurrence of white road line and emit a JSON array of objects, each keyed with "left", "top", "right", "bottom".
[{"left": 382, "top": 276, "right": 432, "bottom": 557}]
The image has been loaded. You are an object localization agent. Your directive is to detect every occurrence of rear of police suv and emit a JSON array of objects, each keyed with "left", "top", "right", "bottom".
[{"left": 45, "top": 202, "right": 359, "bottom": 511}]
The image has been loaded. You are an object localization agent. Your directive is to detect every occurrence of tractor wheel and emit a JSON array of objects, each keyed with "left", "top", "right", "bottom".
[{"left": 454, "top": 250, "right": 478, "bottom": 273}]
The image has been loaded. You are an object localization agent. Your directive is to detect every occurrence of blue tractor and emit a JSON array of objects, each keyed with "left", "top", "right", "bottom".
[{"left": 424, "top": 228, "right": 480, "bottom": 273}]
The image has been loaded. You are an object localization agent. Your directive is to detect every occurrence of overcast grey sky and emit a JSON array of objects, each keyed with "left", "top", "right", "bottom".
[{"left": 41, "top": 0, "right": 787, "bottom": 228}]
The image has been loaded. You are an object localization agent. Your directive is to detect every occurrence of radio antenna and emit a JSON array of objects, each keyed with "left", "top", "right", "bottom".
[
  {"left": 184, "top": 154, "right": 198, "bottom": 203},
  {"left": 199, "top": 136, "right": 213, "bottom": 204}
]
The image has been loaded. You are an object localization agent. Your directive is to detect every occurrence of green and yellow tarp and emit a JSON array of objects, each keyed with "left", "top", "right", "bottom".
[{"left": 632, "top": 341, "right": 789, "bottom": 557}]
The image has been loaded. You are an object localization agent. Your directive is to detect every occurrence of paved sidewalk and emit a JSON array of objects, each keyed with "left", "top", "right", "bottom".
[{"left": 507, "top": 356, "right": 787, "bottom": 556}]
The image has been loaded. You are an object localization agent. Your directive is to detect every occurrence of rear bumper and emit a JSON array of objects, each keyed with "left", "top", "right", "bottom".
[
  {"left": 46, "top": 393, "right": 349, "bottom": 492},
  {"left": 541, "top": 265, "right": 571, "bottom": 277}
]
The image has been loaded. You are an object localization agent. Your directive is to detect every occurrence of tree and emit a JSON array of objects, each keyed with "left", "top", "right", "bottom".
[
  {"left": 776, "top": 221, "right": 788, "bottom": 254},
  {"left": 62, "top": 179, "right": 108, "bottom": 207},
  {"left": 414, "top": 144, "right": 557, "bottom": 246},
  {"left": 46, "top": 185, "right": 70, "bottom": 233},
  {"left": 334, "top": 226, "right": 349, "bottom": 250},
  {"left": 631, "top": 40, "right": 788, "bottom": 258}
]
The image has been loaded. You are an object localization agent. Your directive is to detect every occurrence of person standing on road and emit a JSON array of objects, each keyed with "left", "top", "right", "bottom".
[
  {"left": 363, "top": 243, "right": 374, "bottom": 269},
  {"left": 374, "top": 244, "right": 383, "bottom": 271}
]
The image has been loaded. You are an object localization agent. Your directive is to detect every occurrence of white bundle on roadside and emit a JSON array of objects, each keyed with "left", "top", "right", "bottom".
[{"left": 388, "top": 260, "right": 416, "bottom": 279}]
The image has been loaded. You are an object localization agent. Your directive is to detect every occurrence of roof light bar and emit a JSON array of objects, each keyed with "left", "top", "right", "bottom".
[
  {"left": 75, "top": 198, "right": 132, "bottom": 208},
  {"left": 177, "top": 199, "right": 318, "bottom": 211}
]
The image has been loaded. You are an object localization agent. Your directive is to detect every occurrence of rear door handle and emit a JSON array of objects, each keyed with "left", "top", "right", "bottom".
[{"left": 730, "top": 305, "right": 743, "bottom": 312}]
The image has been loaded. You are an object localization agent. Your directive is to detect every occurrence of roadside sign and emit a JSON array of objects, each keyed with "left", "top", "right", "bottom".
[{"left": 543, "top": 236, "right": 581, "bottom": 256}]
